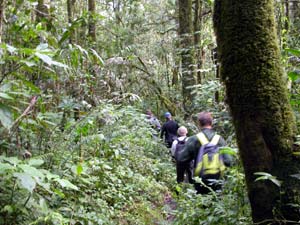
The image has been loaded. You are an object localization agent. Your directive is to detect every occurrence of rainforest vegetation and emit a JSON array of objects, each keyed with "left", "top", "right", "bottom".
[{"left": 0, "top": 0, "right": 300, "bottom": 224}]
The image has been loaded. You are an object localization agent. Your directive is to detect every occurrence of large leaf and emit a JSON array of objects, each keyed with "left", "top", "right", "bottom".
[
  {"left": 254, "top": 172, "right": 281, "bottom": 187},
  {"left": 285, "top": 48, "right": 300, "bottom": 57},
  {"left": 18, "top": 164, "right": 45, "bottom": 178},
  {"left": 4, "top": 44, "right": 17, "bottom": 54},
  {"left": 0, "top": 162, "right": 15, "bottom": 173},
  {"left": 2, "top": 156, "right": 20, "bottom": 166},
  {"left": 290, "top": 174, "right": 300, "bottom": 180},
  {"left": 0, "top": 103, "right": 13, "bottom": 129},
  {"left": 74, "top": 44, "right": 89, "bottom": 57},
  {"left": 90, "top": 48, "right": 104, "bottom": 66},
  {"left": 36, "top": 43, "right": 49, "bottom": 51},
  {"left": 14, "top": 172, "right": 36, "bottom": 192},
  {"left": 21, "top": 60, "right": 37, "bottom": 67},
  {"left": 288, "top": 71, "right": 300, "bottom": 82},
  {"left": 55, "top": 178, "right": 78, "bottom": 190},
  {"left": 45, "top": 172, "right": 60, "bottom": 180},
  {"left": 28, "top": 159, "right": 44, "bottom": 167},
  {"left": 35, "top": 52, "right": 68, "bottom": 68},
  {"left": 0, "top": 92, "right": 14, "bottom": 100},
  {"left": 35, "top": 179, "right": 51, "bottom": 192}
]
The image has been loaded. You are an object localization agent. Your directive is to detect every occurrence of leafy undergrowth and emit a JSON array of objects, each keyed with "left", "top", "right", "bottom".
[
  {"left": 0, "top": 104, "right": 251, "bottom": 224},
  {"left": 0, "top": 104, "right": 176, "bottom": 225},
  {"left": 171, "top": 167, "right": 252, "bottom": 225}
]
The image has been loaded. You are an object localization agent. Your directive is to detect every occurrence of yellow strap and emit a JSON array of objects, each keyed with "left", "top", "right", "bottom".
[
  {"left": 211, "top": 134, "right": 220, "bottom": 145},
  {"left": 196, "top": 132, "right": 220, "bottom": 145},
  {"left": 196, "top": 132, "right": 209, "bottom": 145}
]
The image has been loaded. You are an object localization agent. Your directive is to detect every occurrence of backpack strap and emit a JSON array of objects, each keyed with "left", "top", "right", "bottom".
[
  {"left": 210, "top": 134, "right": 220, "bottom": 145},
  {"left": 196, "top": 132, "right": 220, "bottom": 145},
  {"left": 177, "top": 136, "right": 187, "bottom": 144},
  {"left": 196, "top": 132, "right": 209, "bottom": 145}
]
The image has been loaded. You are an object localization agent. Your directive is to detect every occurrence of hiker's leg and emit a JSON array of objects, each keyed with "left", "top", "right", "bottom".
[
  {"left": 187, "top": 161, "right": 194, "bottom": 184},
  {"left": 166, "top": 141, "right": 172, "bottom": 148},
  {"left": 194, "top": 182, "right": 210, "bottom": 194},
  {"left": 203, "top": 173, "right": 221, "bottom": 192},
  {"left": 176, "top": 162, "right": 186, "bottom": 183},
  {"left": 186, "top": 167, "right": 194, "bottom": 184}
]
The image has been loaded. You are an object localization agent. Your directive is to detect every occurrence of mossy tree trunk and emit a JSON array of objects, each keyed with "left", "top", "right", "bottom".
[
  {"left": 214, "top": 0, "right": 300, "bottom": 223},
  {"left": 88, "top": 0, "right": 96, "bottom": 42},
  {"left": 193, "top": 0, "right": 202, "bottom": 84},
  {"left": 67, "top": 0, "right": 75, "bottom": 44},
  {"left": 178, "top": 0, "right": 196, "bottom": 113},
  {"left": 289, "top": 0, "right": 300, "bottom": 23},
  {"left": 0, "top": 0, "right": 3, "bottom": 43}
]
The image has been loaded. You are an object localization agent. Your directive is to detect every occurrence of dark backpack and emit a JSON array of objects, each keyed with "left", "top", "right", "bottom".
[
  {"left": 194, "top": 132, "right": 225, "bottom": 177},
  {"left": 174, "top": 137, "right": 187, "bottom": 161}
]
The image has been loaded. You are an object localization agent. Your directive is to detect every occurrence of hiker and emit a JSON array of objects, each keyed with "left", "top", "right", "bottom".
[
  {"left": 171, "top": 126, "right": 193, "bottom": 184},
  {"left": 146, "top": 109, "right": 161, "bottom": 132},
  {"left": 177, "top": 112, "right": 232, "bottom": 194},
  {"left": 160, "top": 112, "right": 179, "bottom": 148}
]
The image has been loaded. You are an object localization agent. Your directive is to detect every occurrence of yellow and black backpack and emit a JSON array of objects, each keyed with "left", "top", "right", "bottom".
[{"left": 194, "top": 132, "right": 225, "bottom": 177}]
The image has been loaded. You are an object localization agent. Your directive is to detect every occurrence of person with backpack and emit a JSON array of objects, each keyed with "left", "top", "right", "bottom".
[
  {"left": 171, "top": 126, "right": 194, "bottom": 184},
  {"left": 160, "top": 112, "right": 179, "bottom": 148},
  {"left": 177, "top": 112, "right": 232, "bottom": 194}
]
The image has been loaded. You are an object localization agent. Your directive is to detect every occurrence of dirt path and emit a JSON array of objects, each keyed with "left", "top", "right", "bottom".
[{"left": 163, "top": 192, "right": 177, "bottom": 223}]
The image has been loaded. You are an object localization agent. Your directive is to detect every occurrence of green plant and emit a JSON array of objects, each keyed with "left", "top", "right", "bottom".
[
  {"left": 0, "top": 156, "right": 77, "bottom": 225},
  {"left": 172, "top": 166, "right": 251, "bottom": 225}
]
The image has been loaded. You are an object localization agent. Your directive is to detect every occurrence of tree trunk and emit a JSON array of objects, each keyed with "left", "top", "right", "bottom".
[
  {"left": 172, "top": 0, "right": 180, "bottom": 87},
  {"left": 289, "top": 0, "right": 300, "bottom": 23},
  {"left": 67, "top": 0, "right": 75, "bottom": 43},
  {"left": 0, "top": 0, "right": 4, "bottom": 44},
  {"left": 214, "top": 0, "right": 300, "bottom": 223},
  {"left": 36, "top": 0, "right": 49, "bottom": 23},
  {"left": 193, "top": 0, "right": 202, "bottom": 84},
  {"left": 67, "top": 0, "right": 72, "bottom": 25},
  {"left": 88, "top": 0, "right": 96, "bottom": 42},
  {"left": 212, "top": 47, "right": 220, "bottom": 103},
  {"left": 284, "top": 0, "right": 289, "bottom": 32},
  {"left": 178, "top": 0, "right": 196, "bottom": 113}
]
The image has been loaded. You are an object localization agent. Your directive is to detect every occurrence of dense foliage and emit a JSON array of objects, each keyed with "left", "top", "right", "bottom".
[
  {"left": 0, "top": 103, "right": 253, "bottom": 225},
  {"left": 0, "top": 0, "right": 299, "bottom": 224},
  {"left": 0, "top": 104, "right": 175, "bottom": 224}
]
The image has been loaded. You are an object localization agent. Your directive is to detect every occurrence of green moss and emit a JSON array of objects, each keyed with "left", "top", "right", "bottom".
[
  {"left": 214, "top": 0, "right": 300, "bottom": 223},
  {"left": 178, "top": 0, "right": 196, "bottom": 109}
]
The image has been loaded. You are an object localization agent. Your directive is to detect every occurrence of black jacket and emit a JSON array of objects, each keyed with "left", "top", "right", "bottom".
[{"left": 160, "top": 120, "right": 179, "bottom": 144}]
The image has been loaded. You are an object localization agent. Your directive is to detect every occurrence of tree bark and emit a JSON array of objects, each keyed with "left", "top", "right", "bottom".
[
  {"left": 88, "top": 0, "right": 96, "bottom": 42},
  {"left": 289, "top": 0, "right": 300, "bottom": 23},
  {"left": 36, "top": 0, "right": 49, "bottom": 23},
  {"left": 193, "top": 0, "right": 202, "bottom": 84},
  {"left": 178, "top": 0, "right": 196, "bottom": 113},
  {"left": 67, "top": 0, "right": 75, "bottom": 44},
  {"left": 0, "top": 0, "right": 4, "bottom": 44},
  {"left": 214, "top": 0, "right": 300, "bottom": 223},
  {"left": 284, "top": 0, "right": 289, "bottom": 32}
]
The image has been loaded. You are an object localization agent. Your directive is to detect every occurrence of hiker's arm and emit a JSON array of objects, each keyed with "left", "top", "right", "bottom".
[
  {"left": 171, "top": 140, "right": 177, "bottom": 157},
  {"left": 218, "top": 136, "right": 233, "bottom": 167},
  {"left": 155, "top": 119, "right": 161, "bottom": 130},
  {"left": 160, "top": 125, "right": 165, "bottom": 139},
  {"left": 177, "top": 136, "right": 200, "bottom": 163},
  {"left": 223, "top": 154, "right": 233, "bottom": 167}
]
